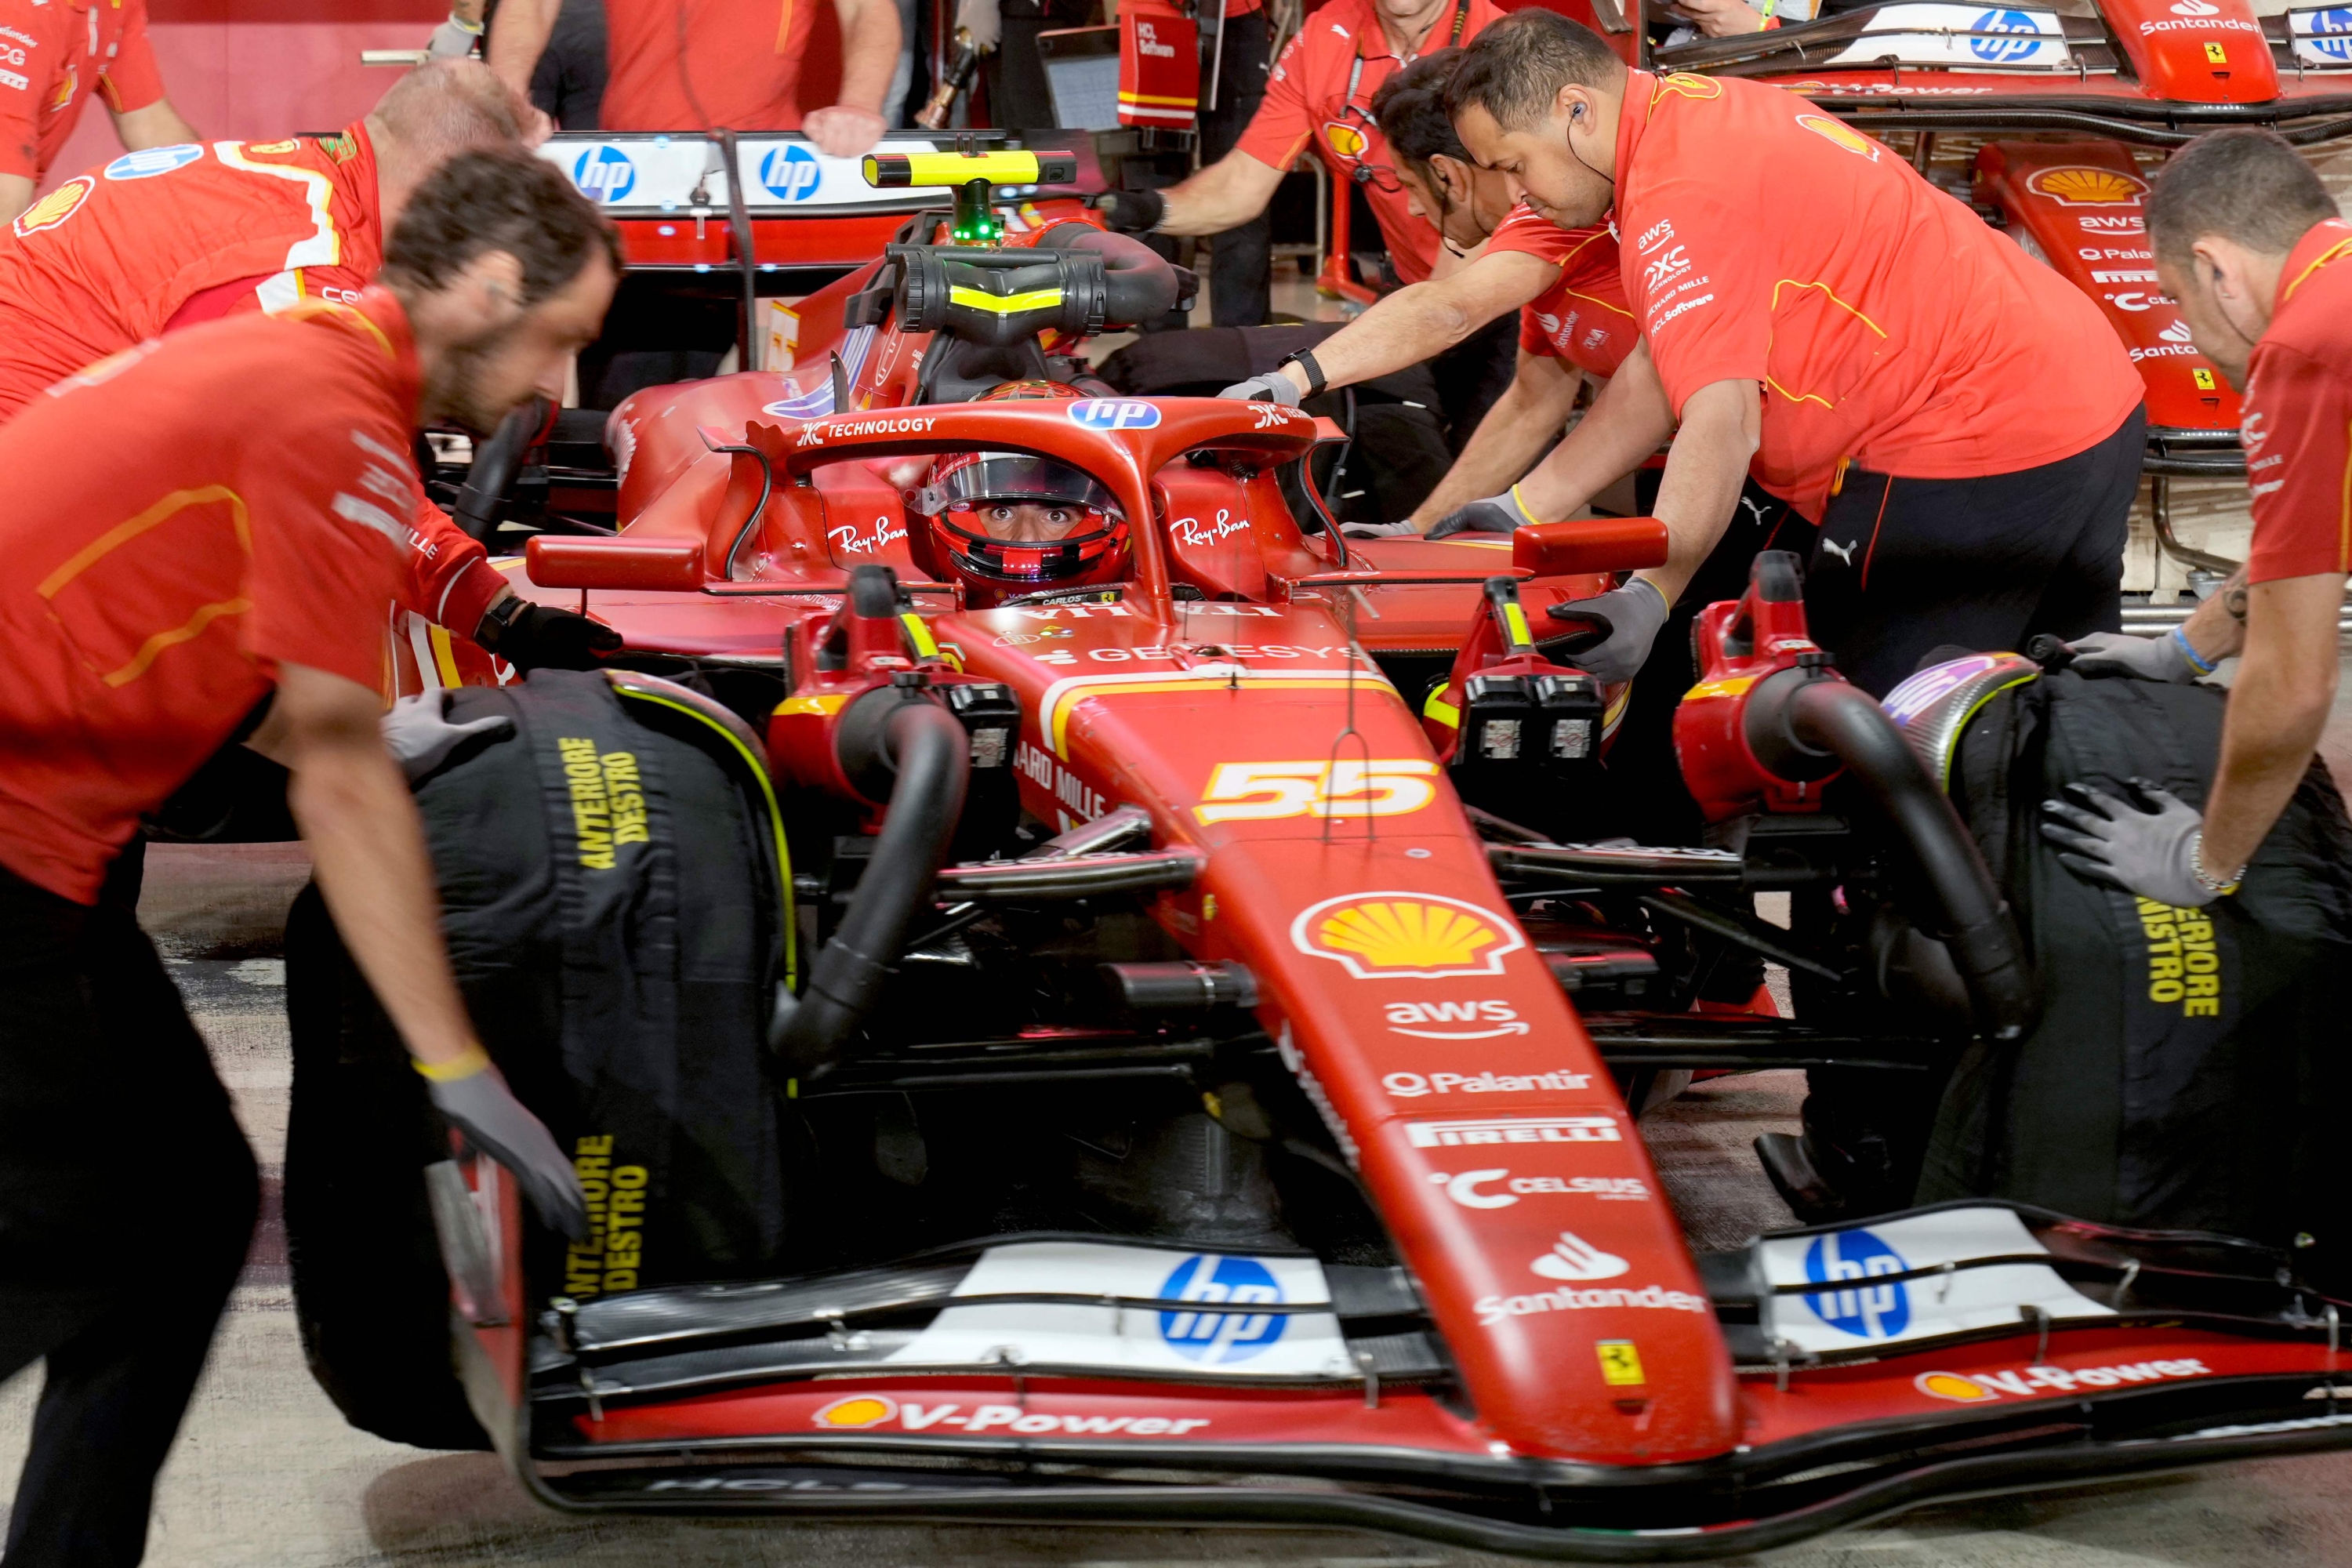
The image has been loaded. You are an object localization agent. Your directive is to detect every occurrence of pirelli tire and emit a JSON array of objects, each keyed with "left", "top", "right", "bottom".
[{"left": 284, "top": 883, "right": 492, "bottom": 1452}]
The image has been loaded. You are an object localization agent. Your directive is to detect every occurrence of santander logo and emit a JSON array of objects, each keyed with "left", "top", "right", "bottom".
[
  {"left": 2169, "top": 0, "right": 2220, "bottom": 14},
  {"left": 2161, "top": 320, "right": 2195, "bottom": 343}
]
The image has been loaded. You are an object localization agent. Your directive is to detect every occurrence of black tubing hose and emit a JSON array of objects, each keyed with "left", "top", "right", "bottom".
[
  {"left": 1034, "top": 220, "right": 1181, "bottom": 329},
  {"left": 1780, "top": 677, "right": 2037, "bottom": 1041},
  {"left": 771, "top": 697, "right": 971, "bottom": 1077},
  {"left": 452, "top": 399, "right": 548, "bottom": 544}
]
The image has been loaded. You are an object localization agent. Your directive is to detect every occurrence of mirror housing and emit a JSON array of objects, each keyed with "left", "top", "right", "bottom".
[
  {"left": 525, "top": 536, "right": 706, "bottom": 593},
  {"left": 1512, "top": 517, "right": 1670, "bottom": 578}
]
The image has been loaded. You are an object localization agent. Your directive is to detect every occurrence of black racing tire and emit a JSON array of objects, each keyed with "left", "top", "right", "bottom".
[{"left": 283, "top": 884, "right": 492, "bottom": 1451}]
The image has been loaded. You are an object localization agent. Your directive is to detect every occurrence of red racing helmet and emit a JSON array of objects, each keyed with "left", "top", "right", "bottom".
[{"left": 913, "top": 452, "right": 1131, "bottom": 606}]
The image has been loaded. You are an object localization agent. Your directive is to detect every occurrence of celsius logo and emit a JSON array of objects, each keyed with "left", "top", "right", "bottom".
[
  {"left": 1068, "top": 398, "right": 1161, "bottom": 430},
  {"left": 1530, "top": 1230, "right": 1629, "bottom": 1282},
  {"left": 1156, "top": 1254, "right": 1286, "bottom": 1364},
  {"left": 103, "top": 143, "right": 201, "bottom": 180},
  {"left": 1802, "top": 1227, "right": 1911, "bottom": 1340},
  {"left": 572, "top": 145, "right": 637, "bottom": 203},
  {"left": 760, "top": 143, "right": 822, "bottom": 201},
  {"left": 1969, "top": 9, "right": 2046, "bottom": 60}
]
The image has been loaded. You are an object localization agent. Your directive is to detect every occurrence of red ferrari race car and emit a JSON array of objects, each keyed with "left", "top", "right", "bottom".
[
  {"left": 1646, "top": 0, "right": 2352, "bottom": 572},
  {"left": 286, "top": 150, "right": 2352, "bottom": 1560}
]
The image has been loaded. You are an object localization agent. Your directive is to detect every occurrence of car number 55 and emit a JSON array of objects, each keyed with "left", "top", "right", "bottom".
[{"left": 1194, "top": 759, "right": 1439, "bottom": 824}]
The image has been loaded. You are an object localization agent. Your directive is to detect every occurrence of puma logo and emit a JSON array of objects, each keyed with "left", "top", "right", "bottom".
[{"left": 1820, "top": 538, "right": 1857, "bottom": 567}]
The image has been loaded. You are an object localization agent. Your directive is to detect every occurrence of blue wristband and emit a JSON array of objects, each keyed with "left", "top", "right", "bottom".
[{"left": 2170, "top": 624, "right": 2217, "bottom": 676}]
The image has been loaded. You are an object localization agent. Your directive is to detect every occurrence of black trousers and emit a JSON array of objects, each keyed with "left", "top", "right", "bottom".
[
  {"left": 0, "top": 865, "right": 258, "bottom": 1568},
  {"left": 1199, "top": 13, "right": 1272, "bottom": 328},
  {"left": 1804, "top": 405, "right": 2146, "bottom": 698}
]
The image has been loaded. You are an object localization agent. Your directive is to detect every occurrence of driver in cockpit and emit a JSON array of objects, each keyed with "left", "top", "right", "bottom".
[{"left": 909, "top": 449, "right": 1132, "bottom": 608}]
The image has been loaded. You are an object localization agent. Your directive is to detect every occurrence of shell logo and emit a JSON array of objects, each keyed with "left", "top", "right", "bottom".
[
  {"left": 1323, "top": 122, "right": 1368, "bottom": 160},
  {"left": 812, "top": 1394, "right": 898, "bottom": 1428},
  {"left": 1796, "top": 114, "right": 1882, "bottom": 162},
  {"left": 1291, "top": 892, "right": 1526, "bottom": 980},
  {"left": 2027, "top": 167, "right": 2149, "bottom": 207},
  {"left": 12, "top": 176, "right": 94, "bottom": 239},
  {"left": 245, "top": 139, "right": 301, "bottom": 155},
  {"left": 49, "top": 65, "right": 75, "bottom": 113},
  {"left": 1915, "top": 1371, "right": 2002, "bottom": 1403}
]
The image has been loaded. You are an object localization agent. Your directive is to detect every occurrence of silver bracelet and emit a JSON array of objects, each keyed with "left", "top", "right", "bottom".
[{"left": 2190, "top": 829, "right": 2243, "bottom": 897}]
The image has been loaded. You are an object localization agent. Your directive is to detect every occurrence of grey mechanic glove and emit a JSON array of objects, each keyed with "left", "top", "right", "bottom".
[
  {"left": 2067, "top": 629, "right": 2204, "bottom": 684},
  {"left": 953, "top": 0, "right": 1002, "bottom": 51},
  {"left": 1543, "top": 577, "right": 1671, "bottom": 684},
  {"left": 426, "top": 13, "right": 483, "bottom": 56},
  {"left": 1427, "top": 487, "right": 1541, "bottom": 540},
  {"left": 1217, "top": 372, "right": 1304, "bottom": 405},
  {"left": 381, "top": 691, "right": 514, "bottom": 785},
  {"left": 423, "top": 1052, "right": 591, "bottom": 1241},
  {"left": 2040, "top": 779, "right": 2231, "bottom": 908},
  {"left": 476, "top": 597, "right": 622, "bottom": 672},
  {"left": 1341, "top": 520, "right": 1421, "bottom": 539}
]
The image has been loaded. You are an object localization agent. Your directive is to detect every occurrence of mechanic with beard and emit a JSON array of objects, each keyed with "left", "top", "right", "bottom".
[
  {"left": 1094, "top": 0, "right": 1518, "bottom": 437},
  {"left": 1441, "top": 10, "right": 2144, "bottom": 701},
  {"left": 1221, "top": 48, "right": 1810, "bottom": 843},
  {"left": 2042, "top": 130, "right": 2352, "bottom": 912},
  {"left": 0, "top": 0, "right": 199, "bottom": 227},
  {"left": 0, "top": 148, "right": 604, "bottom": 1568},
  {"left": 488, "top": 0, "right": 902, "bottom": 157},
  {"left": 0, "top": 60, "right": 615, "bottom": 676}
]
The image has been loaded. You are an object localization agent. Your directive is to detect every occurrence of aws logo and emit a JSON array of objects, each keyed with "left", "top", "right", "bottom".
[
  {"left": 1290, "top": 893, "right": 1523, "bottom": 980},
  {"left": 2029, "top": 166, "right": 2149, "bottom": 207}
]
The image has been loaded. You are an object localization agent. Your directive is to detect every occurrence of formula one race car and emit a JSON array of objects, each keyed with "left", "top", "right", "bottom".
[
  {"left": 1646, "top": 0, "right": 2352, "bottom": 571},
  {"left": 292, "top": 149, "right": 2352, "bottom": 1559}
]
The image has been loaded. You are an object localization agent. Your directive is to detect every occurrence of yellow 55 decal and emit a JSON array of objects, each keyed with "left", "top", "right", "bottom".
[{"left": 1195, "top": 759, "right": 1439, "bottom": 824}]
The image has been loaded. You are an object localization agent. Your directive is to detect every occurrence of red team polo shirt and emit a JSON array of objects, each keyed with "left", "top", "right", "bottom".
[
  {"left": 0, "top": 291, "right": 415, "bottom": 904},
  {"left": 1611, "top": 71, "right": 2142, "bottom": 520},
  {"left": 2241, "top": 217, "right": 2352, "bottom": 586},
  {"left": 601, "top": 0, "right": 820, "bottom": 132},
  {"left": 1486, "top": 202, "right": 1635, "bottom": 377},
  {"left": 0, "top": 0, "right": 165, "bottom": 183},
  {"left": 1236, "top": 0, "right": 1503, "bottom": 286},
  {"left": 0, "top": 125, "right": 505, "bottom": 635}
]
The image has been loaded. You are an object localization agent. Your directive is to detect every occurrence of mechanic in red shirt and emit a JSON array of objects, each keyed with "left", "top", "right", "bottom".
[
  {"left": 0, "top": 0, "right": 196, "bottom": 226},
  {"left": 2044, "top": 130, "right": 2352, "bottom": 909},
  {"left": 487, "top": 0, "right": 902, "bottom": 157},
  {"left": 0, "top": 149, "right": 608, "bottom": 1568},
  {"left": 0, "top": 61, "right": 615, "bottom": 673},
  {"left": 1097, "top": 0, "right": 1515, "bottom": 430},
  {"left": 1443, "top": 11, "right": 2145, "bottom": 698}
]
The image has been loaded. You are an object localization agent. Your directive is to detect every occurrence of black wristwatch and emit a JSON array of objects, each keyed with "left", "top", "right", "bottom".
[
  {"left": 1278, "top": 347, "right": 1327, "bottom": 399},
  {"left": 474, "top": 591, "right": 524, "bottom": 650}
]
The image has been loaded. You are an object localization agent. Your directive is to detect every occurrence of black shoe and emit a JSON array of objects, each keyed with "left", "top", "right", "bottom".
[{"left": 1756, "top": 1131, "right": 1851, "bottom": 1225}]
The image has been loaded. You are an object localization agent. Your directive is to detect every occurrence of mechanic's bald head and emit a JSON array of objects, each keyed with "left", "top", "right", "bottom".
[{"left": 368, "top": 60, "right": 534, "bottom": 226}]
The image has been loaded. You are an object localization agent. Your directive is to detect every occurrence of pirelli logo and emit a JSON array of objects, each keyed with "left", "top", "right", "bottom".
[
  {"left": 1405, "top": 1116, "right": 1621, "bottom": 1149},
  {"left": 557, "top": 737, "right": 650, "bottom": 870}
]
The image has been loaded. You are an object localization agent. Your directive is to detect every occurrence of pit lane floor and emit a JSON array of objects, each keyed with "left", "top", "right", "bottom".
[{"left": 7, "top": 667, "right": 2352, "bottom": 1566}]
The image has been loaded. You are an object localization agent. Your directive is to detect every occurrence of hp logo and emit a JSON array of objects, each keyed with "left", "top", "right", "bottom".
[
  {"left": 572, "top": 145, "right": 637, "bottom": 204},
  {"left": 2311, "top": 9, "right": 2352, "bottom": 60},
  {"left": 1156, "top": 1254, "right": 1287, "bottom": 1365},
  {"left": 1067, "top": 398, "right": 1162, "bottom": 430},
  {"left": 760, "top": 143, "right": 823, "bottom": 202},
  {"left": 1802, "top": 1228, "right": 1913, "bottom": 1340},
  {"left": 1969, "top": 9, "right": 2046, "bottom": 62}
]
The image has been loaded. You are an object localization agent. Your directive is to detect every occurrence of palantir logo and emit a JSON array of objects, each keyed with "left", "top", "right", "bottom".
[
  {"left": 1801, "top": 1227, "right": 1911, "bottom": 1339},
  {"left": 1157, "top": 1254, "right": 1286, "bottom": 1364},
  {"left": 760, "top": 143, "right": 822, "bottom": 202},
  {"left": 2309, "top": 8, "right": 2352, "bottom": 60},
  {"left": 572, "top": 145, "right": 637, "bottom": 204},
  {"left": 1068, "top": 398, "right": 1162, "bottom": 430},
  {"left": 1969, "top": 9, "right": 2046, "bottom": 62}
]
